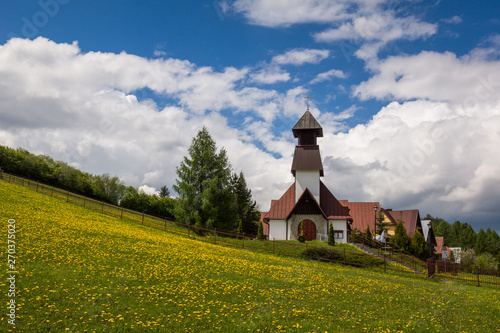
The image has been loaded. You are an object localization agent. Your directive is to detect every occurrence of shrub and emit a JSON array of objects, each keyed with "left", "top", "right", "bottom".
[
  {"left": 460, "top": 248, "right": 476, "bottom": 270},
  {"left": 475, "top": 253, "right": 498, "bottom": 271}
]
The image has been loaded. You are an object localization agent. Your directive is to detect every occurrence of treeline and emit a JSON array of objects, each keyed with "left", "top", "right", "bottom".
[
  {"left": 0, "top": 145, "right": 126, "bottom": 204},
  {"left": 425, "top": 214, "right": 500, "bottom": 256}
]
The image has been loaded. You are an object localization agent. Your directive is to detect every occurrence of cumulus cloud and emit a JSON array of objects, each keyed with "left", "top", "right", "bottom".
[
  {"left": 353, "top": 50, "right": 500, "bottom": 104},
  {"left": 317, "top": 47, "right": 500, "bottom": 224},
  {"left": 0, "top": 37, "right": 296, "bottom": 208}
]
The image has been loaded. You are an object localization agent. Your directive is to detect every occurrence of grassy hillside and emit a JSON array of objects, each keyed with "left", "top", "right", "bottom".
[{"left": 1, "top": 181, "right": 499, "bottom": 332}]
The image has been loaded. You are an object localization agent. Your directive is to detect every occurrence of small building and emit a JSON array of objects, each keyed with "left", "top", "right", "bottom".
[{"left": 261, "top": 110, "right": 351, "bottom": 242}]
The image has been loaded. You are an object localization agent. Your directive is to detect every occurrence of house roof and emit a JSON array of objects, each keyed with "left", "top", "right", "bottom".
[
  {"left": 286, "top": 187, "right": 327, "bottom": 220},
  {"left": 263, "top": 182, "right": 350, "bottom": 221},
  {"left": 341, "top": 201, "right": 381, "bottom": 232},
  {"left": 320, "top": 182, "right": 350, "bottom": 219},
  {"left": 421, "top": 220, "right": 437, "bottom": 246},
  {"left": 263, "top": 183, "right": 295, "bottom": 220},
  {"left": 291, "top": 146, "right": 324, "bottom": 176},
  {"left": 292, "top": 111, "right": 323, "bottom": 137},
  {"left": 387, "top": 209, "right": 422, "bottom": 237}
]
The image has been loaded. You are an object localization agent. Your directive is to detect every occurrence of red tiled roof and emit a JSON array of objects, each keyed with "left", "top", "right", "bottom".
[
  {"left": 320, "top": 182, "right": 350, "bottom": 219},
  {"left": 263, "top": 183, "right": 295, "bottom": 220},
  {"left": 342, "top": 201, "right": 381, "bottom": 232},
  {"left": 388, "top": 209, "right": 422, "bottom": 237},
  {"left": 263, "top": 182, "right": 350, "bottom": 221}
]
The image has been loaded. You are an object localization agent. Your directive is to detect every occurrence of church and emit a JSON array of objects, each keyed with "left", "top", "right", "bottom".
[{"left": 261, "top": 108, "right": 352, "bottom": 243}]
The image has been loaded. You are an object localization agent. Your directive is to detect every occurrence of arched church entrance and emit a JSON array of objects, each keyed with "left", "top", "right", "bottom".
[{"left": 300, "top": 219, "right": 316, "bottom": 241}]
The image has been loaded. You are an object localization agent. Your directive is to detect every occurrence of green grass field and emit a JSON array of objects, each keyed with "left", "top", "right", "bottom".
[{"left": 1, "top": 181, "right": 499, "bottom": 332}]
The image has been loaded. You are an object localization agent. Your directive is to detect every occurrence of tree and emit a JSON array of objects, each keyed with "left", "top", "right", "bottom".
[
  {"left": 475, "top": 229, "right": 487, "bottom": 255},
  {"left": 484, "top": 228, "right": 500, "bottom": 256},
  {"left": 328, "top": 223, "right": 335, "bottom": 246},
  {"left": 365, "top": 225, "right": 372, "bottom": 240},
  {"left": 390, "top": 221, "right": 411, "bottom": 252},
  {"left": 435, "top": 220, "right": 451, "bottom": 245},
  {"left": 411, "top": 231, "right": 429, "bottom": 260},
  {"left": 231, "top": 172, "right": 260, "bottom": 235},
  {"left": 257, "top": 220, "right": 265, "bottom": 240},
  {"left": 375, "top": 211, "right": 387, "bottom": 235},
  {"left": 159, "top": 185, "right": 170, "bottom": 198},
  {"left": 173, "top": 127, "right": 237, "bottom": 230}
]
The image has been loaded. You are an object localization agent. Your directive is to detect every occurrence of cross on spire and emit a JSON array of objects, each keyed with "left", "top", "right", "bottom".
[{"left": 304, "top": 94, "right": 312, "bottom": 111}]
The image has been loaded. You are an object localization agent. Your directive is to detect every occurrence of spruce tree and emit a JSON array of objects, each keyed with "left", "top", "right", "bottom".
[
  {"left": 173, "top": 127, "right": 237, "bottom": 230},
  {"left": 231, "top": 172, "right": 260, "bottom": 235},
  {"left": 411, "top": 231, "right": 429, "bottom": 260},
  {"left": 390, "top": 221, "right": 411, "bottom": 252},
  {"left": 257, "top": 220, "right": 264, "bottom": 240},
  {"left": 328, "top": 223, "right": 335, "bottom": 246}
]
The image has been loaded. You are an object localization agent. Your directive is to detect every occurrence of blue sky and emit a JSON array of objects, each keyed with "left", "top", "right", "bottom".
[{"left": 1, "top": 0, "right": 500, "bottom": 234}]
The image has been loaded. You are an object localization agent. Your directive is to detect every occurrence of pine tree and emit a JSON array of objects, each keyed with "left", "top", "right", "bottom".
[
  {"left": 328, "top": 223, "right": 335, "bottom": 246},
  {"left": 365, "top": 224, "right": 372, "bottom": 240},
  {"left": 173, "top": 127, "right": 237, "bottom": 230},
  {"left": 411, "top": 231, "right": 429, "bottom": 260},
  {"left": 390, "top": 221, "right": 411, "bottom": 252},
  {"left": 475, "top": 229, "right": 487, "bottom": 255},
  {"left": 231, "top": 172, "right": 260, "bottom": 235}
]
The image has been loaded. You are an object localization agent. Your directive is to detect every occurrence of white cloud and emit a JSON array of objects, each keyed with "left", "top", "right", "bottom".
[
  {"left": 310, "top": 68, "right": 347, "bottom": 84},
  {"left": 0, "top": 37, "right": 295, "bottom": 208},
  {"left": 138, "top": 185, "right": 159, "bottom": 196},
  {"left": 271, "top": 48, "right": 330, "bottom": 66},
  {"left": 442, "top": 16, "right": 463, "bottom": 24},
  {"left": 314, "top": 12, "right": 437, "bottom": 59},
  {"left": 249, "top": 66, "right": 290, "bottom": 84},
  {"left": 353, "top": 50, "right": 500, "bottom": 104}
]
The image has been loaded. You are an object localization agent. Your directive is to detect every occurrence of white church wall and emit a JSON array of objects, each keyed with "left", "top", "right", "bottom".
[
  {"left": 269, "top": 219, "right": 287, "bottom": 240},
  {"left": 330, "top": 219, "right": 348, "bottom": 243},
  {"left": 295, "top": 170, "right": 320, "bottom": 203}
]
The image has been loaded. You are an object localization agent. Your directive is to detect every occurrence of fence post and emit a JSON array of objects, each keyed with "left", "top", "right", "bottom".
[
  {"left": 141, "top": 212, "right": 144, "bottom": 224},
  {"left": 164, "top": 218, "right": 167, "bottom": 231},
  {"left": 273, "top": 238, "right": 275, "bottom": 254},
  {"left": 102, "top": 202, "right": 104, "bottom": 213},
  {"left": 214, "top": 228, "right": 217, "bottom": 244},
  {"left": 477, "top": 266, "right": 480, "bottom": 287},
  {"left": 188, "top": 225, "right": 191, "bottom": 237},
  {"left": 242, "top": 233, "right": 245, "bottom": 249},
  {"left": 343, "top": 248, "right": 346, "bottom": 266},
  {"left": 384, "top": 254, "right": 386, "bottom": 272},
  {"left": 51, "top": 188, "right": 53, "bottom": 196},
  {"left": 66, "top": 191, "right": 69, "bottom": 202},
  {"left": 83, "top": 198, "right": 86, "bottom": 207},
  {"left": 120, "top": 207, "right": 123, "bottom": 219},
  {"left": 36, "top": 181, "right": 39, "bottom": 192}
]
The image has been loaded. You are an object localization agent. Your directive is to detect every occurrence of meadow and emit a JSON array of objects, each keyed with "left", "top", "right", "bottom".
[{"left": 1, "top": 180, "right": 499, "bottom": 332}]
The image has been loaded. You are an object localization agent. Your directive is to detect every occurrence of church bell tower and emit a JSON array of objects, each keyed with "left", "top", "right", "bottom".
[{"left": 291, "top": 105, "right": 324, "bottom": 204}]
